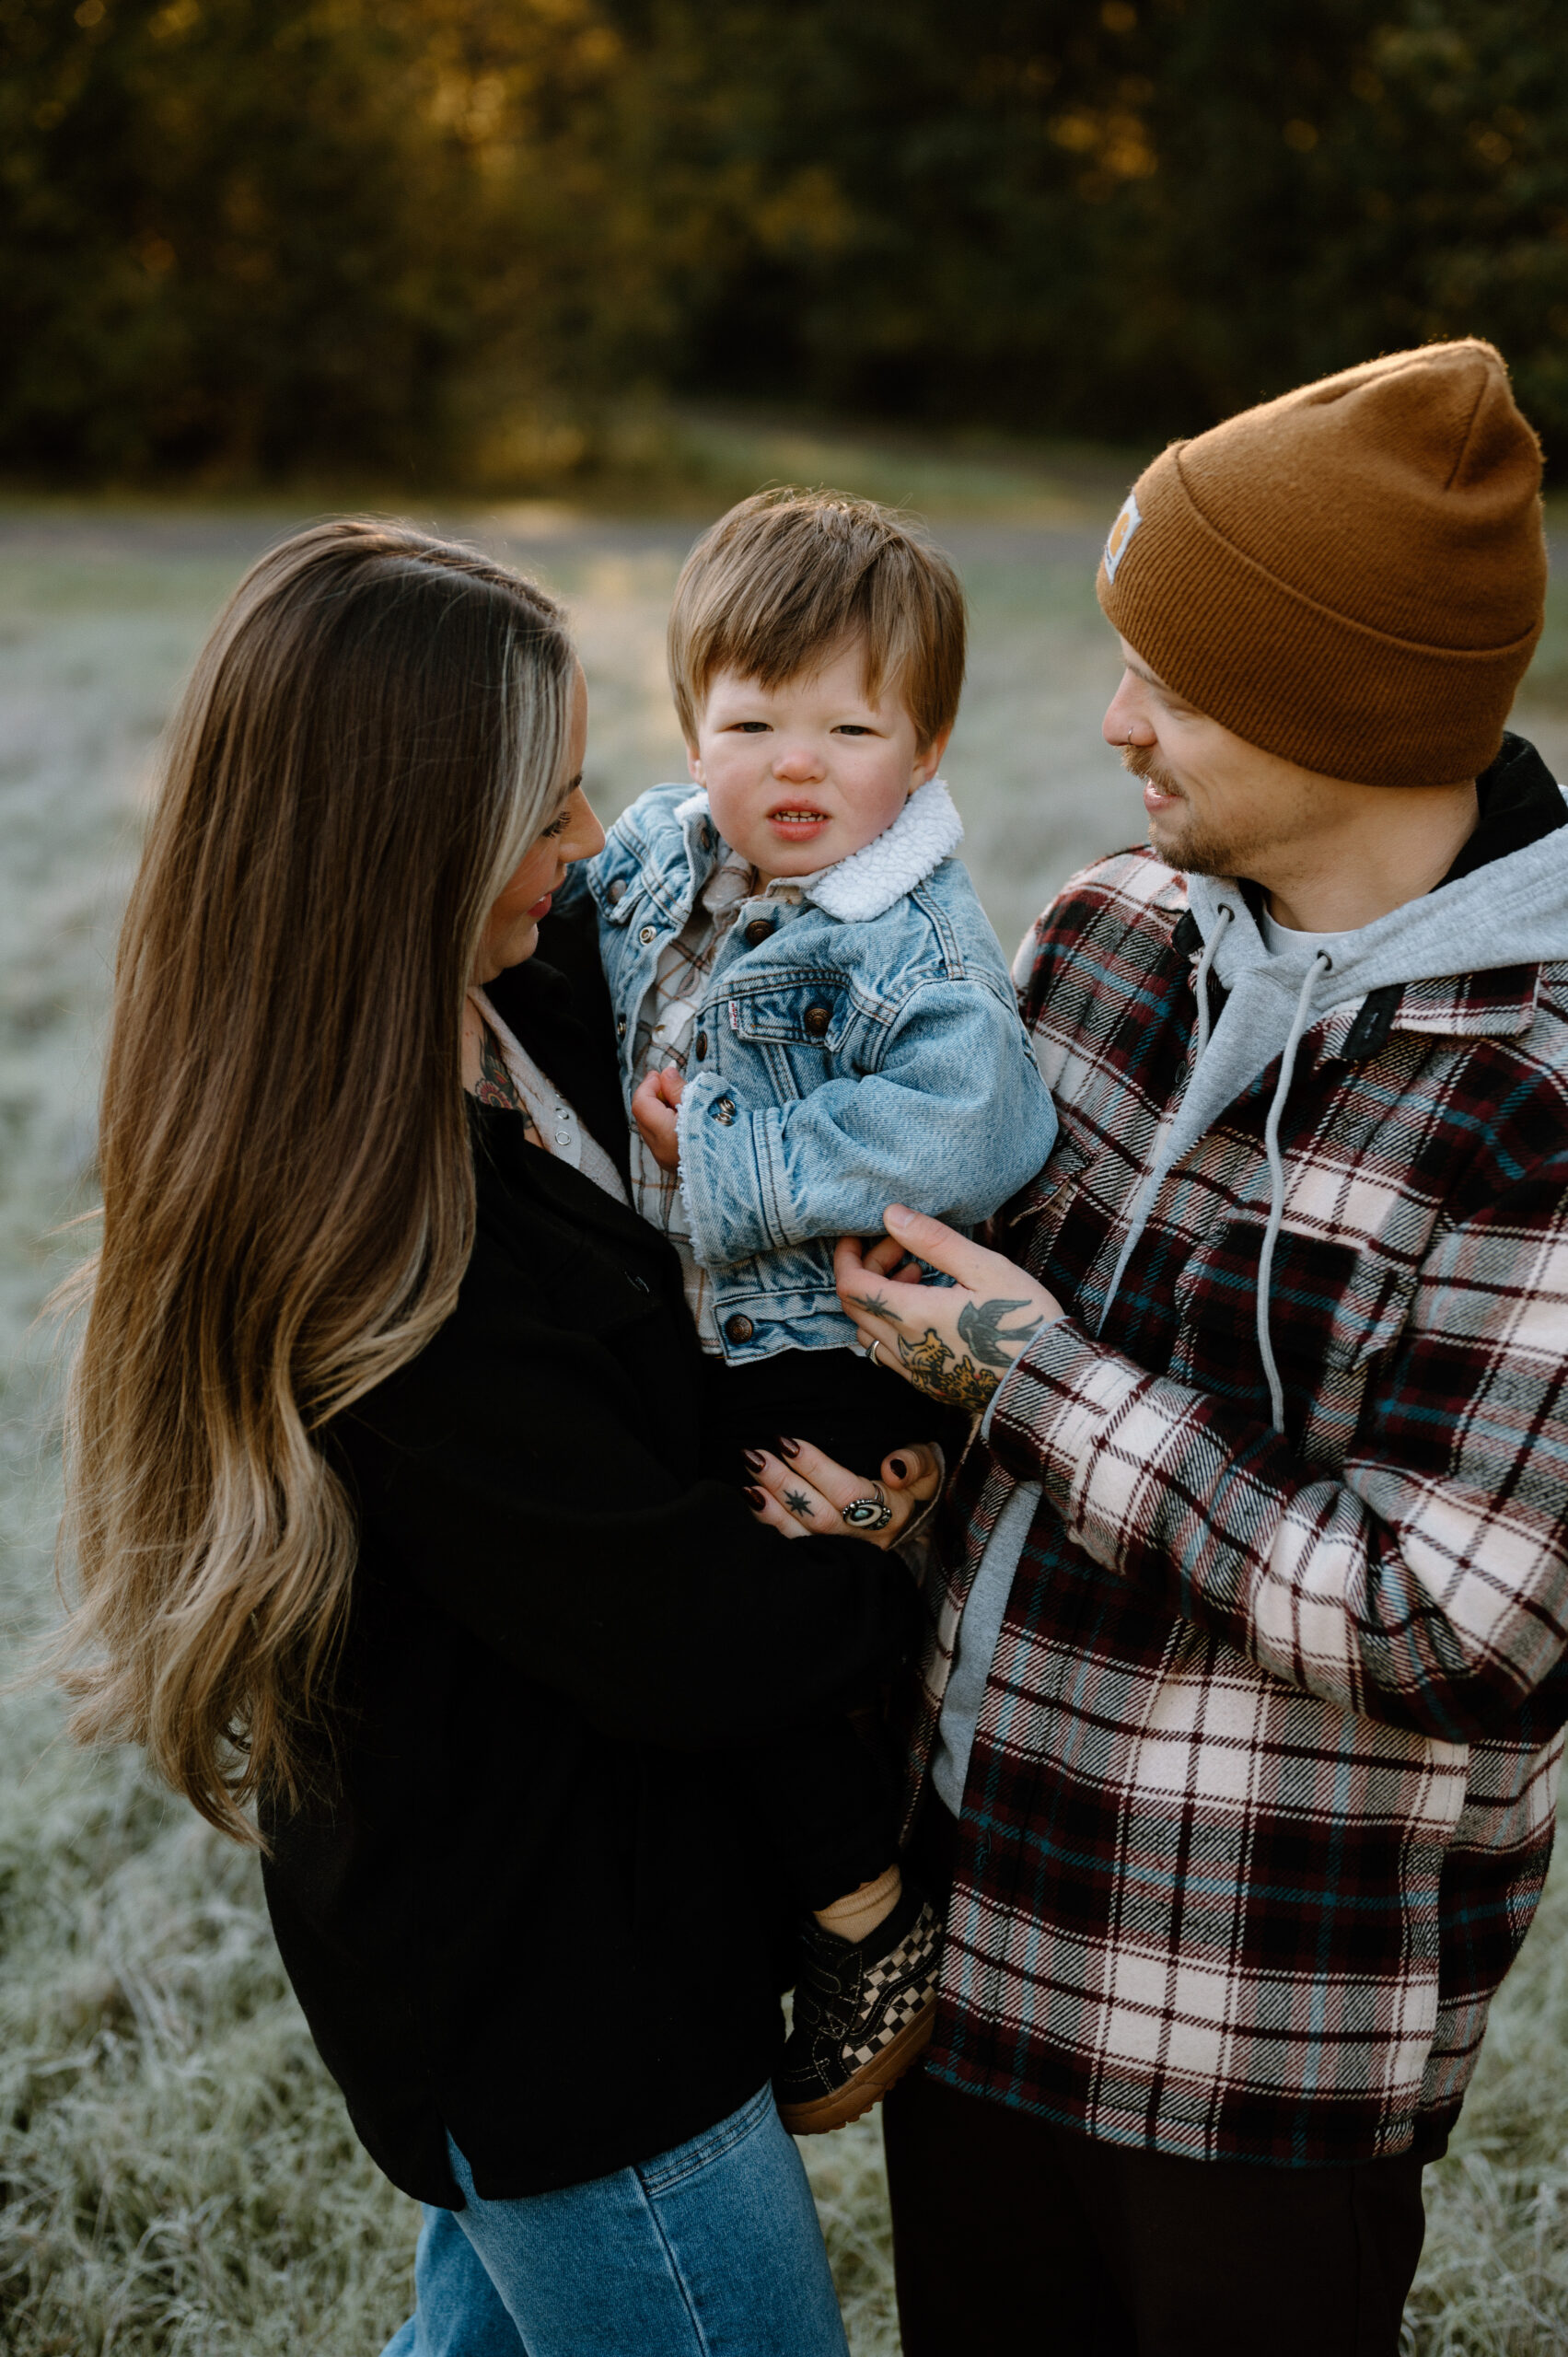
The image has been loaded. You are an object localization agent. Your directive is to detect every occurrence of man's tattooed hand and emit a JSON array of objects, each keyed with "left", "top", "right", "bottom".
[
  {"left": 896, "top": 1328, "right": 1000, "bottom": 1417},
  {"left": 783, "top": 1488, "right": 815, "bottom": 1519},
  {"left": 834, "top": 1212, "right": 1062, "bottom": 1421},
  {"left": 956, "top": 1295, "right": 1044, "bottom": 1371}
]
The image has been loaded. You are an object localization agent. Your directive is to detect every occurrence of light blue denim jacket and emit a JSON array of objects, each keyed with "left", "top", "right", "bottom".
[{"left": 570, "top": 776, "right": 1059, "bottom": 1364}]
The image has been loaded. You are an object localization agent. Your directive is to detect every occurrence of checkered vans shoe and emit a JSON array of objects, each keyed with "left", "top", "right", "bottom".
[{"left": 775, "top": 1882, "right": 942, "bottom": 2136}]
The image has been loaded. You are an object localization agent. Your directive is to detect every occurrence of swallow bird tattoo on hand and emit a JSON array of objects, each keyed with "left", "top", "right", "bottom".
[{"left": 956, "top": 1295, "right": 1044, "bottom": 1370}]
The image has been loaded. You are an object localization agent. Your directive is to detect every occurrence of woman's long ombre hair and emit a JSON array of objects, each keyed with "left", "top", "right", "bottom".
[{"left": 56, "top": 520, "right": 576, "bottom": 1840}]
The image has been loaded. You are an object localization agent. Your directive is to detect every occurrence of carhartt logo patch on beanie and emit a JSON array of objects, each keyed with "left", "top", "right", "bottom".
[
  {"left": 1096, "top": 340, "right": 1547, "bottom": 788},
  {"left": 1103, "top": 492, "right": 1142, "bottom": 583}
]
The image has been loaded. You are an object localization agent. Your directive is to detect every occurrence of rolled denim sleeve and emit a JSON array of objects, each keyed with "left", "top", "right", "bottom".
[{"left": 677, "top": 979, "right": 1059, "bottom": 1266}]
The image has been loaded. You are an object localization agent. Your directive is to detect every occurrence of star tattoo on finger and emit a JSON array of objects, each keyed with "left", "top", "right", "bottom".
[
  {"left": 848, "top": 1289, "right": 907, "bottom": 1326},
  {"left": 784, "top": 1488, "right": 815, "bottom": 1518}
]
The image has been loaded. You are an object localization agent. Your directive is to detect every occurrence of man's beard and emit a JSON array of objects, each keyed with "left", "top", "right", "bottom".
[{"left": 1120, "top": 740, "right": 1244, "bottom": 878}]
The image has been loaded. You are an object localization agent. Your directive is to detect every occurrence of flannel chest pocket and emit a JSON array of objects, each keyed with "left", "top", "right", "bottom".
[
  {"left": 1001, "top": 1125, "right": 1094, "bottom": 1279},
  {"left": 1173, "top": 1222, "right": 1418, "bottom": 1457}
]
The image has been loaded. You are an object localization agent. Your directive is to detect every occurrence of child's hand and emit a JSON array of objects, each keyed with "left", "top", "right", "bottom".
[{"left": 632, "top": 1065, "right": 684, "bottom": 1171}]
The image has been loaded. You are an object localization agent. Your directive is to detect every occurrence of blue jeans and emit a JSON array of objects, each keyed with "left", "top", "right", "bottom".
[{"left": 380, "top": 2083, "right": 849, "bottom": 2357}]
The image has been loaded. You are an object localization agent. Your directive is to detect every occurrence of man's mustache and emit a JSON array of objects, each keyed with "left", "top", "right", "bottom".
[{"left": 1120, "top": 741, "right": 1184, "bottom": 798}]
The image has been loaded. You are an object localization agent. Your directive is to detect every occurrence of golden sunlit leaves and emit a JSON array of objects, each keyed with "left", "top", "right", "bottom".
[
  {"left": 751, "top": 164, "right": 851, "bottom": 260},
  {"left": 1050, "top": 105, "right": 1156, "bottom": 180},
  {"left": 150, "top": 1, "right": 202, "bottom": 40},
  {"left": 1050, "top": 110, "right": 1097, "bottom": 152},
  {"left": 1283, "top": 119, "right": 1318, "bottom": 152}
]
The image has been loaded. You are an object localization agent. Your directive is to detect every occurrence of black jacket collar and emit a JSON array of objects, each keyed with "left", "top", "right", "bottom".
[{"left": 1439, "top": 730, "right": 1566, "bottom": 887}]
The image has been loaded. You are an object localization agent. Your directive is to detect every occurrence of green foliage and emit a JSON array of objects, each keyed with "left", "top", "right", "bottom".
[
  {"left": 0, "top": 0, "right": 650, "bottom": 479},
  {"left": 606, "top": 0, "right": 1568, "bottom": 444},
  {"left": 4, "top": 0, "right": 1568, "bottom": 481}
]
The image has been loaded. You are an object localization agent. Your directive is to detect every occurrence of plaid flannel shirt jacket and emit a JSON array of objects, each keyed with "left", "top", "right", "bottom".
[{"left": 911, "top": 840, "right": 1568, "bottom": 2167}]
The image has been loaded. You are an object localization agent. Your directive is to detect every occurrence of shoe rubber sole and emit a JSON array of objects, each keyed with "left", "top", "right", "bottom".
[{"left": 777, "top": 1994, "right": 936, "bottom": 2137}]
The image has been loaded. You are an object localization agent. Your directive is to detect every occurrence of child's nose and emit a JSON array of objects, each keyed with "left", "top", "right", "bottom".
[{"left": 773, "top": 742, "right": 826, "bottom": 781}]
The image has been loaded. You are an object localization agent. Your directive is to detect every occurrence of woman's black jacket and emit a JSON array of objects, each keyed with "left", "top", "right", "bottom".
[{"left": 259, "top": 916, "right": 921, "bottom": 2207}]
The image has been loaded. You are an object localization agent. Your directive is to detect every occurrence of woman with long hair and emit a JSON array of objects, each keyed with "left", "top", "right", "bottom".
[{"left": 54, "top": 519, "right": 935, "bottom": 2354}]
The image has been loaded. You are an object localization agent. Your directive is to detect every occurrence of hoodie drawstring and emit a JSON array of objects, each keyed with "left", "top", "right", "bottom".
[
  {"left": 1255, "top": 950, "right": 1332, "bottom": 1433},
  {"left": 1191, "top": 901, "right": 1233, "bottom": 1062}
]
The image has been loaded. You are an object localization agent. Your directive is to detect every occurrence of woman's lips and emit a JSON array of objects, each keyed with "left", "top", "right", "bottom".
[{"left": 528, "top": 890, "right": 553, "bottom": 920}]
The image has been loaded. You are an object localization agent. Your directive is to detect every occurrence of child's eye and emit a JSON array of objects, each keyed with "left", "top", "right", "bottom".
[
  {"left": 731, "top": 721, "right": 772, "bottom": 733},
  {"left": 834, "top": 724, "right": 874, "bottom": 737}
]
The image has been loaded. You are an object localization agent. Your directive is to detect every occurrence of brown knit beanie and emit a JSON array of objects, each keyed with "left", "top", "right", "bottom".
[{"left": 1096, "top": 340, "right": 1546, "bottom": 787}]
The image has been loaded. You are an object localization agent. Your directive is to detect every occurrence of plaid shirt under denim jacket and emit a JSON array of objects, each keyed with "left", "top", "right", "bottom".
[{"left": 912, "top": 736, "right": 1568, "bottom": 2168}]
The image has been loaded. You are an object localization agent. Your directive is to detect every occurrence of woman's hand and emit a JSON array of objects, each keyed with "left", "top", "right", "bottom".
[
  {"left": 632, "top": 1065, "right": 683, "bottom": 1170},
  {"left": 744, "top": 1437, "right": 943, "bottom": 1549},
  {"left": 835, "top": 1204, "right": 1063, "bottom": 1417}
]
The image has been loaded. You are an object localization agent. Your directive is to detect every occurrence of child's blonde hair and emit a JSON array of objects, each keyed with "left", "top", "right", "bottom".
[{"left": 668, "top": 488, "right": 966, "bottom": 750}]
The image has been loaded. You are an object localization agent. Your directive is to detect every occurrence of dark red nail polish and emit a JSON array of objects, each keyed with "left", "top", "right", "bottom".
[
  {"left": 889, "top": 1457, "right": 908, "bottom": 1480},
  {"left": 741, "top": 1448, "right": 766, "bottom": 1473},
  {"left": 743, "top": 1485, "right": 766, "bottom": 1509},
  {"left": 776, "top": 1437, "right": 801, "bottom": 1459}
]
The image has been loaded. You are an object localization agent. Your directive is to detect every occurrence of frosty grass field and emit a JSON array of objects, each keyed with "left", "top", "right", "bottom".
[{"left": 4, "top": 477, "right": 1568, "bottom": 2354}]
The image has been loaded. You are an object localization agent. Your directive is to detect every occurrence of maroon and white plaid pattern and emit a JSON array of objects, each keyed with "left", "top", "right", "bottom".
[{"left": 910, "top": 843, "right": 1568, "bottom": 2165}]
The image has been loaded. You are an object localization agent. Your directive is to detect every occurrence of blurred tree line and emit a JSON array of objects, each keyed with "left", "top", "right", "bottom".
[{"left": 3, "top": 0, "right": 1566, "bottom": 483}]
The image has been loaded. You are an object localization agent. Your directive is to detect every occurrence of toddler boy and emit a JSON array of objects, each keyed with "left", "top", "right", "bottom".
[{"left": 587, "top": 490, "right": 1058, "bottom": 2130}]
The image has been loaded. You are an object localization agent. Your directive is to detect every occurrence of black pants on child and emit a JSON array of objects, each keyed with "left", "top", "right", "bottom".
[
  {"left": 703, "top": 1344, "right": 966, "bottom": 1911},
  {"left": 885, "top": 1798, "right": 1434, "bottom": 2356}
]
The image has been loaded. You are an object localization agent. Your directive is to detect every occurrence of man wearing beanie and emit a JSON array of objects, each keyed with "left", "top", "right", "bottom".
[{"left": 837, "top": 342, "right": 1568, "bottom": 2352}]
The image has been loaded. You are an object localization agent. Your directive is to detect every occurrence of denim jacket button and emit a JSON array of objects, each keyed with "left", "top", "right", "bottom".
[
  {"left": 616, "top": 1016, "right": 627, "bottom": 1039},
  {"left": 608, "top": 878, "right": 626, "bottom": 904},
  {"left": 639, "top": 923, "right": 657, "bottom": 945},
  {"left": 725, "top": 1314, "right": 754, "bottom": 1345},
  {"left": 743, "top": 917, "right": 774, "bottom": 947},
  {"left": 804, "top": 1003, "right": 832, "bottom": 1038},
  {"left": 712, "top": 1096, "right": 737, "bottom": 1125},
  {"left": 694, "top": 1030, "right": 708, "bottom": 1060}
]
